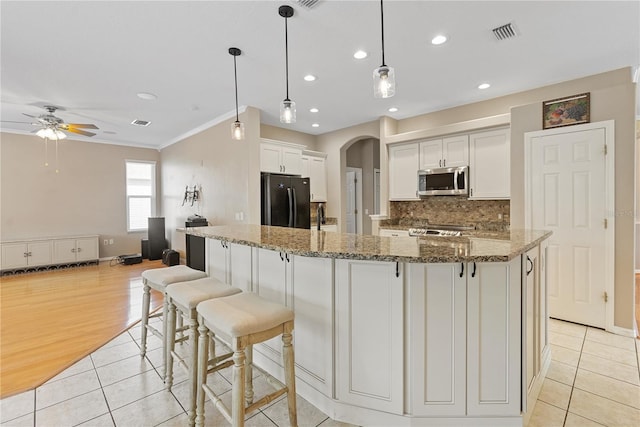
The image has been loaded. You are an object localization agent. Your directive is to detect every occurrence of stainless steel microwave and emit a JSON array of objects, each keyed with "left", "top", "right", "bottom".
[{"left": 417, "top": 166, "right": 469, "bottom": 196}]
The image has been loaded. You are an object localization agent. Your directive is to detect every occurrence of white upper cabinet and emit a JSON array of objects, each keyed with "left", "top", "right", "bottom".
[
  {"left": 419, "top": 135, "right": 469, "bottom": 170},
  {"left": 468, "top": 128, "right": 510, "bottom": 199},
  {"left": 388, "top": 142, "right": 419, "bottom": 200},
  {"left": 301, "top": 151, "right": 327, "bottom": 202},
  {"left": 260, "top": 139, "right": 303, "bottom": 175}
]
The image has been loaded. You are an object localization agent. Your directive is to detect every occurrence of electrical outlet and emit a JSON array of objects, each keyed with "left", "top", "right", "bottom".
[
  {"left": 104, "top": 239, "right": 108, "bottom": 245},
  {"left": 109, "top": 239, "right": 114, "bottom": 245}
]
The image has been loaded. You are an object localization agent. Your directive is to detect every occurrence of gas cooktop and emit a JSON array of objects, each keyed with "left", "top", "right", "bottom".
[{"left": 408, "top": 225, "right": 474, "bottom": 237}]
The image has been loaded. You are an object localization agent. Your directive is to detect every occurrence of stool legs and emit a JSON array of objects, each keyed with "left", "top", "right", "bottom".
[
  {"left": 282, "top": 323, "right": 298, "bottom": 427},
  {"left": 195, "top": 322, "right": 209, "bottom": 427},
  {"left": 165, "top": 301, "right": 177, "bottom": 390},
  {"left": 187, "top": 316, "right": 199, "bottom": 425},
  {"left": 140, "top": 282, "right": 151, "bottom": 357},
  {"left": 244, "top": 345, "right": 254, "bottom": 406},
  {"left": 231, "top": 343, "right": 247, "bottom": 427}
]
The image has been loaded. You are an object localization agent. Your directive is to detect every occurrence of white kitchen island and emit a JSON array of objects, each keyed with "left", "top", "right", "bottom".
[{"left": 186, "top": 225, "right": 552, "bottom": 426}]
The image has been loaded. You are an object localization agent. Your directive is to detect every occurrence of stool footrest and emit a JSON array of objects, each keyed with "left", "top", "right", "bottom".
[
  {"left": 170, "top": 350, "right": 190, "bottom": 374},
  {"left": 145, "top": 324, "right": 163, "bottom": 340},
  {"left": 253, "top": 364, "right": 286, "bottom": 391},
  {"left": 203, "top": 384, "right": 233, "bottom": 424},
  {"left": 175, "top": 335, "right": 189, "bottom": 344},
  {"left": 207, "top": 358, "right": 234, "bottom": 375},
  {"left": 245, "top": 387, "right": 288, "bottom": 414}
]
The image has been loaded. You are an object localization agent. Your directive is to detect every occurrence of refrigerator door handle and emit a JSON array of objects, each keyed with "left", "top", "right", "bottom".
[
  {"left": 292, "top": 188, "right": 298, "bottom": 227},
  {"left": 287, "top": 187, "right": 294, "bottom": 227}
]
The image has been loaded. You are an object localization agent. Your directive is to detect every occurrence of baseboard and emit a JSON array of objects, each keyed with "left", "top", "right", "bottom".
[{"left": 608, "top": 325, "right": 636, "bottom": 338}]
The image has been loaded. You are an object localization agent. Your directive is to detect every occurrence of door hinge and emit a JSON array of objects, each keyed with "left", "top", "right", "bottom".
[
  {"left": 354, "top": 208, "right": 358, "bottom": 214},
  {"left": 604, "top": 144, "right": 608, "bottom": 155},
  {"left": 604, "top": 291, "right": 608, "bottom": 303},
  {"left": 604, "top": 218, "right": 608, "bottom": 229}
]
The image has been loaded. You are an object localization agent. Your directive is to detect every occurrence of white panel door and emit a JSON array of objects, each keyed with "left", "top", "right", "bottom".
[
  {"left": 469, "top": 128, "right": 510, "bottom": 199},
  {"left": 309, "top": 157, "right": 327, "bottom": 202},
  {"left": 345, "top": 170, "right": 356, "bottom": 233},
  {"left": 281, "top": 146, "right": 302, "bottom": 175},
  {"left": 389, "top": 143, "right": 419, "bottom": 200},
  {"left": 531, "top": 128, "right": 606, "bottom": 327},
  {"left": 29, "top": 241, "right": 53, "bottom": 266},
  {"left": 260, "top": 143, "right": 282, "bottom": 173},
  {"left": 409, "top": 263, "right": 466, "bottom": 416},
  {"left": 1, "top": 243, "right": 28, "bottom": 269},
  {"left": 207, "top": 239, "right": 229, "bottom": 284},
  {"left": 229, "top": 243, "right": 252, "bottom": 292},
  {"left": 336, "top": 259, "right": 403, "bottom": 414}
]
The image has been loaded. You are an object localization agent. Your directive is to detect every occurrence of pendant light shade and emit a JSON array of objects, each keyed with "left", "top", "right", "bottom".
[
  {"left": 373, "top": 0, "right": 395, "bottom": 98},
  {"left": 229, "top": 47, "right": 245, "bottom": 140},
  {"left": 279, "top": 5, "right": 296, "bottom": 123}
]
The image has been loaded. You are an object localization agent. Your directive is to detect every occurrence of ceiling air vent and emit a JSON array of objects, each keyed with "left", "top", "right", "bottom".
[
  {"left": 296, "top": 0, "right": 321, "bottom": 9},
  {"left": 131, "top": 119, "right": 151, "bottom": 127},
  {"left": 492, "top": 22, "right": 518, "bottom": 41}
]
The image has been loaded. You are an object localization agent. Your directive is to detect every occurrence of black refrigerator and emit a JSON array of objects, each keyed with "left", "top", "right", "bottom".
[{"left": 261, "top": 173, "right": 311, "bottom": 229}]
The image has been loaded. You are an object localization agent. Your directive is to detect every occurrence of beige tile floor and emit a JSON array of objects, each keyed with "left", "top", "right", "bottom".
[{"left": 1, "top": 318, "right": 639, "bottom": 426}]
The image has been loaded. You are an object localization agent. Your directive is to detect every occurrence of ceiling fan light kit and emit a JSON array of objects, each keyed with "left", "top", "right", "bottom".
[
  {"left": 373, "top": 0, "right": 395, "bottom": 99},
  {"left": 279, "top": 5, "right": 296, "bottom": 124},
  {"left": 229, "top": 47, "right": 245, "bottom": 141}
]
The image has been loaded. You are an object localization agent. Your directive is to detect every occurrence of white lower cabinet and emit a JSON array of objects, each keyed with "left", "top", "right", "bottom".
[
  {"left": 335, "top": 259, "right": 404, "bottom": 414},
  {"left": 1, "top": 241, "right": 52, "bottom": 270},
  {"left": 467, "top": 257, "right": 522, "bottom": 416},
  {"left": 207, "top": 239, "right": 252, "bottom": 292},
  {"left": 408, "top": 263, "right": 467, "bottom": 416},
  {"left": 53, "top": 237, "right": 98, "bottom": 263}
]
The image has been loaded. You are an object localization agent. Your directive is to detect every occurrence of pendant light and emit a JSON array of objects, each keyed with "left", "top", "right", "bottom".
[
  {"left": 373, "top": 0, "right": 395, "bottom": 98},
  {"left": 279, "top": 5, "right": 296, "bottom": 123},
  {"left": 229, "top": 47, "right": 245, "bottom": 140}
]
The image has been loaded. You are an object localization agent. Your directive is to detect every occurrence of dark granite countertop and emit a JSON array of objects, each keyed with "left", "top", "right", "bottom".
[{"left": 186, "top": 224, "right": 551, "bottom": 263}]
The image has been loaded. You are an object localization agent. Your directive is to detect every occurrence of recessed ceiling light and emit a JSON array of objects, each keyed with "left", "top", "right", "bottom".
[
  {"left": 353, "top": 50, "right": 368, "bottom": 59},
  {"left": 312, "top": 123, "right": 320, "bottom": 128},
  {"left": 103, "top": 130, "right": 117, "bottom": 135},
  {"left": 478, "top": 83, "right": 491, "bottom": 90},
  {"left": 431, "top": 35, "right": 447, "bottom": 45},
  {"left": 137, "top": 92, "right": 157, "bottom": 100},
  {"left": 304, "top": 74, "right": 316, "bottom": 82},
  {"left": 310, "top": 107, "right": 319, "bottom": 113},
  {"left": 388, "top": 107, "right": 398, "bottom": 112}
]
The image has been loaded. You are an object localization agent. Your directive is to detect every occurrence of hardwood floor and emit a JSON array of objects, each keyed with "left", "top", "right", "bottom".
[
  {"left": 0, "top": 260, "right": 165, "bottom": 398},
  {"left": 636, "top": 273, "right": 640, "bottom": 338}
]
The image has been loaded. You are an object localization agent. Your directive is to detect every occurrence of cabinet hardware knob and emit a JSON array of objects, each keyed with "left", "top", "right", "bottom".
[
  {"left": 395, "top": 262, "right": 400, "bottom": 278},
  {"left": 24, "top": 252, "right": 28, "bottom": 257},
  {"left": 279, "top": 252, "right": 284, "bottom": 261},
  {"left": 443, "top": 159, "right": 446, "bottom": 167},
  {"left": 471, "top": 262, "right": 477, "bottom": 278},
  {"left": 285, "top": 253, "right": 290, "bottom": 263},
  {"left": 459, "top": 263, "right": 464, "bottom": 278}
]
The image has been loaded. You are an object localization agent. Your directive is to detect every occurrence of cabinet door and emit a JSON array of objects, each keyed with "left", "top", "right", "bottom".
[
  {"left": 208, "top": 239, "right": 229, "bottom": 284},
  {"left": 255, "top": 248, "right": 289, "bottom": 364},
  {"left": 443, "top": 135, "right": 469, "bottom": 167},
  {"left": 467, "top": 258, "right": 521, "bottom": 416},
  {"left": 1, "top": 243, "right": 28, "bottom": 269},
  {"left": 539, "top": 240, "right": 549, "bottom": 363},
  {"left": 308, "top": 156, "right": 327, "bottom": 202},
  {"left": 53, "top": 239, "right": 77, "bottom": 263},
  {"left": 291, "top": 255, "right": 333, "bottom": 396},
  {"left": 469, "top": 128, "right": 510, "bottom": 199},
  {"left": 260, "top": 143, "right": 282, "bottom": 173},
  {"left": 419, "top": 139, "right": 443, "bottom": 169},
  {"left": 408, "top": 263, "right": 466, "bottom": 416},
  {"left": 281, "top": 146, "right": 302, "bottom": 175},
  {"left": 76, "top": 237, "right": 98, "bottom": 261},
  {"left": 335, "top": 259, "right": 403, "bottom": 414},
  {"left": 389, "top": 143, "right": 419, "bottom": 200},
  {"left": 300, "top": 155, "right": 310, "bottom": 178},
  {"left": 228, "top": 243, "right": 253, "bottom": 292}
]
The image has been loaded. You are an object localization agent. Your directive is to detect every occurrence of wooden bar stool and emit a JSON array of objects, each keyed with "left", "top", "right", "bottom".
[
  {"left": 165, "top": 277, "right": 242, "bottom": 426},
  {"left": 195, "top": 293, "right": 297, "bottom": 427},
  {"left": 139, "top": 265, "right": 207, "bottom": 370}
]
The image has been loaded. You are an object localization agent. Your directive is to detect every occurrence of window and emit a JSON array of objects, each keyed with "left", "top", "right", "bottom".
[{"left": 126, "top": 160, "right": 156, "bottom": 232}]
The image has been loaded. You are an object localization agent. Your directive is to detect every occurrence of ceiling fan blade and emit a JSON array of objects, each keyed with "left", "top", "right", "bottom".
[
  {"left": 0, "top": 120, "right": 34, "bottom": 124},
  {"left": 65, "top": 128, "right": 96, "bottom": 137},
  {"left": 22, "top": 113, "right": 37, "bottom": 118},
  {"left": 65, "top": 123, "right": 99, "bottom": 129}
]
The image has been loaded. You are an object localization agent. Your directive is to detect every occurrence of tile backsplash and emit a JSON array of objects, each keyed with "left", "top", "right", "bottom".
[{"left": 386, "top": 197, "right": 510, "bottom": 231}]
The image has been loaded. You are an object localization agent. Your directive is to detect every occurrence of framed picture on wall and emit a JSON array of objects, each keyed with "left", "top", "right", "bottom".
[{"left": 542, "top": 93, "right": 590, "bottom": 129}]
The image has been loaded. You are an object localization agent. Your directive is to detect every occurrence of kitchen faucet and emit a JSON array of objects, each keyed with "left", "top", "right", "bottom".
[{"left": 317, "top": 203, "right": 326, "bottom": 230}]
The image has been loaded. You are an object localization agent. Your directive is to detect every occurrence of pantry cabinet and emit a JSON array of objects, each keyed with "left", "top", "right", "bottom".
[
  {"left": 301, "top": 152, "right": 327, "bottom": 202},
  {"left": 260, "top": 140, "right": 303, "bottom": 175},
  {"left": 388, "top": 142, "right": 419, "bottom": 200},
  {"left": 468, "top": 128, "right": 510, "bottom": 199},
  {"left": 419, "top": 135, "right": 469, "bottom": 170}
]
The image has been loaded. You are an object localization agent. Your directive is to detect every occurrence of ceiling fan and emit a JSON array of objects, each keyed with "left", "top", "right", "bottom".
[{"left": 5, "top": 105, "right": 99, "bottom": 138}]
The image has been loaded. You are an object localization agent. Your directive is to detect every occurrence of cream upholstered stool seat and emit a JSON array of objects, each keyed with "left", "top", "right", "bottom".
[
  {"left": 195, "top": 293, "right": 297, "bottom": 427},
  {"left": 139, "top": 265, "right": 207, "bottom": 367},
  {"left": 164, "top": 277, "right": 242, "bottom": 426}
]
